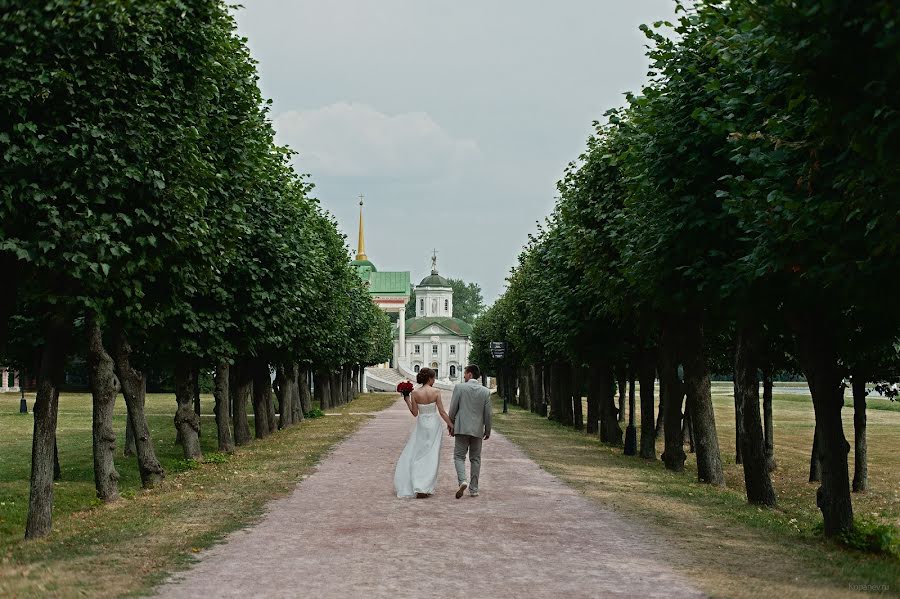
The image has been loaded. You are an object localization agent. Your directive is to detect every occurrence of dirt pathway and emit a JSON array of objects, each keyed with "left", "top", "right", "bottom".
[{"left": 155, "top": 396, "right": 703, "bottom": 598}]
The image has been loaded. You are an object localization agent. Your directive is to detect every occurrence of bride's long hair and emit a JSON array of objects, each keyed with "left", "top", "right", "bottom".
[{"left": 416, "top": 367, "right": 436, "bottom": 386}]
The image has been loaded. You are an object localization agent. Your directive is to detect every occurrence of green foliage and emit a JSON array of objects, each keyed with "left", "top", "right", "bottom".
[
  {"left": 817, "top": 517, "right": 899, "bottom": 557},
  {"left": 471, "top": 0, "right": 899, "bottom": 535},
  {"left": 447, "top": 278, "right": 485, "bottom": 324},
  {"left": 204, "top": 452, "right": 230, "bottom": 464},
  {"left": 305, "top": 408, "right": 325, "bottom": 419},
  {"left": 171, "top": 459, "right": 202, "bottom": 472}
]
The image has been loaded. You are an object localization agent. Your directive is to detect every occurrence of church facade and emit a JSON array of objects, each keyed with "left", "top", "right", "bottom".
[
  {"left": 350, "top": 197, "right": 471, "bottom": 385},
  {"left": 396, "top": 262, "right": 472, "bottom": 383}
]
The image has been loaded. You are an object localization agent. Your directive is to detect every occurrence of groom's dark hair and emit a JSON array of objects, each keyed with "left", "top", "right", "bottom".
[{"left": 464, "top": 364, "right": 481, "bottom": 379}]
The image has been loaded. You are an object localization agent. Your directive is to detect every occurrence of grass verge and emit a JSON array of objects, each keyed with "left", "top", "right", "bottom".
[
  {"left": 0, "top": 391, "right": 394, "bottom": 598},
  {"left": 493, "top": 390, "right": 899, "bottom": 599}
]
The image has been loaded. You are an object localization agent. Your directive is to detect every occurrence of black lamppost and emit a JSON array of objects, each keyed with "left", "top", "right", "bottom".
[
  {"left": 19, "top": 369, "right": 28, "bottom": 414},
  {"left": 489, "top": 342, "right": 508, "bottom": 413}
]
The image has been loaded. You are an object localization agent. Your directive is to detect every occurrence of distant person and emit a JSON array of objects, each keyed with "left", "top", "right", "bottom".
[
  {"left": 448, "top": 364, "right": 492, "bottom": 498},
  {"left": 394, "top": 367, "right": 454, "bottom": 498}
]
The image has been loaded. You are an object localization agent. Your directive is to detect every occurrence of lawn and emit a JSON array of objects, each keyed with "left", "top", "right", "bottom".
[
  {"left": 493, "top": 383, "right": 899, "bottom": 599},
  {"left": 0, "top": 390, "right": 395, "bottom": 598}
]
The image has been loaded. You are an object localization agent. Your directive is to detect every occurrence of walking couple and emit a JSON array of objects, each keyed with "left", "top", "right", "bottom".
[{"left": 393, "top": 364, "right": 492, "bottom": 499}]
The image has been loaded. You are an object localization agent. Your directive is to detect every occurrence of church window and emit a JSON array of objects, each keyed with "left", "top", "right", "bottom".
[
  {"left": 414, "top": 344, "right": 420, "bottom": 354},
  {"left": 450, "top": 365, "right": 457, "bottom": 377},
  {"left": 414, "top": 365, "right": 420, "bottom": 373},
  {"left": 420, "top": 299, "right": 424, "bottom": 312},
  {"left": 450, "top": 345, "right": 456, "bottom": 355},
  {"left": 444, "top": 299, "right": 449, "bottom": 312},
  {"left": 432, "top": 344, "right": 438, "bottom": 355}
]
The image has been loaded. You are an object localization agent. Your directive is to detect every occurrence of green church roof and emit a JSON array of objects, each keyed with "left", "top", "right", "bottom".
[
  {"left": 418, "top": 272, "right": 451, "bottom": 287},
  {"left": 396, "top": 316, "right": 473, "bottom": 338},
  {"left": 351, "top": 259, "right": 377, "bottom": 272},
  {"left": 366, "top": 271, "right": 410, "bottom": 296}
]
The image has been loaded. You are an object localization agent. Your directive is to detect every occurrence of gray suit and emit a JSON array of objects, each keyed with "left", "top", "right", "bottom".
[{"left": 449, "top": 379, "right": 492, "bottom": 493}]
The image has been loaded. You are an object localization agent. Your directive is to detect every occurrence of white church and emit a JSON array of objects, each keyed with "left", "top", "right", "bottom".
[
  {"left": 350, "top": 197, "right": 472, "bottom": 390},
  {"left": 398, "top": 257, "right": 473, "bottom": 382}
]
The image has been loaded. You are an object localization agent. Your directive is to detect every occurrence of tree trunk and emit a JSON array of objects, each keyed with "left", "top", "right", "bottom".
[
  {"left": 616, "top": 363, "right": 627, "bottom": 423},
  {"left": 851, "top": 376, "right": 867, "bottom": 493},
  {"left": 85, "top": 315, "right": 119, "bottom": 502},
  {"left": 314, "top": 369, "right": 327, "bottom": 410},
  {"left": 572, "top": 365, "right": 583, "bottom": 431},
  {"left": 174, "top": 365, "right": 202, "bottom": 460},
  {"left": 537, "top": 364, "right": 548, "bottom": 417},
  {"left": 682, "top": 400, "right": 695, "bottom": 454},
  {"left": 299, "top": 366, "right": 312, "bottom": 415},
  {"left": 594, "top": 357, "right": 621, "bottom": 446},
  {"left": 762, "top": 371, "right": 776, "bottom": 472},
  {"left": 639, "top": 346, "right": 656, "bottom": 460},
  {"left": 213, "top": 361, "right": 234, "bottom": 452},
  {"left": 655, "top": 381, "right": 665, "bottom": 439},
  {"left": 547, "top": 364, "right": 561, "bottom": 422},
  {"left": 251, "top": 360, "right": 271, "bottom": 439},
  {"left": 275, "top": 364, "right": 290, "bottom": 429},
  {"left": 680, "top": 317, "right": 725, "bottom": 486},
  {"left": 659, "top": 326, "right": 685, "bottom": 472},
  {"left": 734, "top": 324, "right": 776, "bottom": 506},
  {"left": 25, "top": 320, "right": 67, "bottom": 539},
  {"left": 733, "top": 379, "right": 743, "bottom": 465},
  {"left": 518, "top": 366, "right": 531, "bottom": 412},
  {"left": 586, "top": 363, "right": 600, "bottom": 435},
  {"left": 809, "top": 425, "right": 822, "bottom": 482},
  {"left": 791, "top": 313, "right": 853, "bottom": 536},
  {"left": 624, "top": 372, "right": 637, "bottom": 456},
  {"left": 53, "top": 436, "right": 61, "bottom": 481},
  {"left": 112, "top": 329, "right": 163, "bottom": 487},
  {"left": 558, "top": 363, "right": 574, "bottom": 426},
  {"left": 193, "top": 369, "right": 201, "bottom": 434},
  {"left": 291, "top": 363, "right": 304, "bottom": 424},
  {"left": 124, "top": 413, "right": 136, "bottom": 457},
  {"left": 231, "top": 360, "right": 252, "bottom": 446}
]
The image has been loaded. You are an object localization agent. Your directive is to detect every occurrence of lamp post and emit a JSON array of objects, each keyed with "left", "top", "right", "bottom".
[
  {"left": 489, "top": 342, "right": 508, "bottom": 413},
  {"left": 19, "top": 369, "right": 27, "bottom": 414}
]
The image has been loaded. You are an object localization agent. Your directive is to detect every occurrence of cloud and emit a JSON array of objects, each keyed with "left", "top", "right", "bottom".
[{"left": 273, "top": 102, "right": 480, "bottom": 180}]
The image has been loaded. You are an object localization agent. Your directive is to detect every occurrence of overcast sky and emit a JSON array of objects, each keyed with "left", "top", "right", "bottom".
[{"left": 234, "top": 1, "right": 680, "bottom": 302}]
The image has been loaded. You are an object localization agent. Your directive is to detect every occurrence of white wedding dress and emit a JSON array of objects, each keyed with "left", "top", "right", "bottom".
[{"left": 394, "top": 402, "right": 443, "bottom": 497}]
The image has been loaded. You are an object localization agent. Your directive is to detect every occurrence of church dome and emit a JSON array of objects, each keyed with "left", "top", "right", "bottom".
[
  {"left": 418, "top": 272, "right": 449, "bottom": 287},
  {"left": 351, "top": 258, "right": 377, "bottom": 272}
]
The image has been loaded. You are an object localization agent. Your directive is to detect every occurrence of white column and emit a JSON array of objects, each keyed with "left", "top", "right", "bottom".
[
  {"left": 399, "top": 308, "right": 406, "bottom": 359},
  {"left": 1, "top": 368, "right": 7, "bottom": 391}
]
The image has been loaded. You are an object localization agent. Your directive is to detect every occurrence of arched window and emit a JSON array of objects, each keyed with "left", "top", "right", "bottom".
[
  {"left": 431, "top": 299, "right": 437, "bottom": 313},
  {"left": 444, "top": 299, "right": 449, "bottom": 312},
  {"left": 419, "top": 298, "right": 424, "bottom": 312},
  {"left": 414, "top": 364, "right": 420, "bottom": 373},
  {"left": 450, "top": 365, "right": 456, "bottom": 377}
]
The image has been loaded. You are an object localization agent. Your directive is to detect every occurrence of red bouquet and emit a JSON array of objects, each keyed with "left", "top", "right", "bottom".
[{"left": 397, "top": 381, "right": 414, "bottom": 397}]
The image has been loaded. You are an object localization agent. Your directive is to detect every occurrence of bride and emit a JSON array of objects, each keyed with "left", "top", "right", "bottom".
[{"left": 394, "top": 367, "right": 454, "bottom": 498}]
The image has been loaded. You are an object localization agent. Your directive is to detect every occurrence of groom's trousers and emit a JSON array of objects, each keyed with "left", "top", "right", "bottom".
[{"left": 454, "top": 435, "right": 483, "bottom": 492}]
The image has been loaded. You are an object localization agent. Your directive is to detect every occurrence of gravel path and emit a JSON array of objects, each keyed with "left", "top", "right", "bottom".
[{"left": 155, "top": 395, "right": 704, "bottom": 598}]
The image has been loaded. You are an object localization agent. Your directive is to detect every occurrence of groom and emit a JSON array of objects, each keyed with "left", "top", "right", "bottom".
[{"left": 448, "top": 364, "right": 492, "bottom": 498}]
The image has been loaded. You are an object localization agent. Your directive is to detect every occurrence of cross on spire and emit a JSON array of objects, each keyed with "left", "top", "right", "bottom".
[
  {"left": 356, "top": 193, "right": 367, "bottom": 260},
  {"left": 431, "top": 249, "right": 438, "bottom": 274}
]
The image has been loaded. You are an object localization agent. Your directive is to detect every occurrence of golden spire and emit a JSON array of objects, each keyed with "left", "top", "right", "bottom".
[{"left": 356, "top": 194, "right": 368, "bottom": 261}]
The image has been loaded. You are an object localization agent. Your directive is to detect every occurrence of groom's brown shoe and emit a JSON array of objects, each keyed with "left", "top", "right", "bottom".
[{"left": 455, "top": 482, "right": 468, "bottom": 499}]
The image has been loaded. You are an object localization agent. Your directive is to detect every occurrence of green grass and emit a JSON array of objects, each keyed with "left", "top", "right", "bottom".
[
  {"left": 0, "top": 391, "right": 395, "bottom": 598},
  {"left": 494, "top": 387, "right": 900, "bottom": 599}
]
